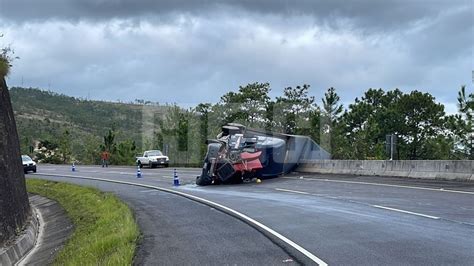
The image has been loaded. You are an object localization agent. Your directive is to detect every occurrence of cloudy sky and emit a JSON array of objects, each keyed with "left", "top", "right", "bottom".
[{"left": 0, "top": 0, "right": 472, "bottom": 112}]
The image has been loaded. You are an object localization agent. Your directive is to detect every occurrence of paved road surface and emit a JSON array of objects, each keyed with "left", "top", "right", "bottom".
[
  {"left": 28, "top": 171, "right": 296, "bottom": 265},
  {"left": 29, "top": 165, "right": 474, "bottom": 265}
]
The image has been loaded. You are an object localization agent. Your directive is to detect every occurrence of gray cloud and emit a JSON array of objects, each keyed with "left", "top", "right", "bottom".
[
  {"left": 1, "top": 0, "right": 470, "bottom": 30},
  {"left": 0, "top": 0, "right": 472, "bottom": 111}
]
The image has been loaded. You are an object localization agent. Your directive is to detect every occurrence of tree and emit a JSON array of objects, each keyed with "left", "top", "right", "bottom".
[
  {"left": 101, "top": 129, "right": 116, "bottom": 153},
  {"left": 82, "top": 136, "right": 101, "bottom": 164},
  {"left": 264, "top": 100, "right": 276, "bottom": 132},
  {"left": 340, "top": 89, "right": 453, "bottom": 160},
  {"left": 322, "top": 87, "right": 344, "bottom": 123},
  {"left": 340, "top": 89, "right": 403, "bottom": 159},
  {"left": 395, "top": 91, "right": 446, "bottom": 159},
  {"left": 177, "top": 112, "right": 189, "bottom": 153},
  {"left": 274, "top": 84, "right": 315, "bottom": 134},
  {"left": 220, "top": 82, "right": 271, "bottom": 128},
  {"left": 308, "top": 108, "right": 323, "bottom": 144},
  {"left": 321, "top": 87, "right": 344, "bottom": 157},
  {"left": 458, "top": 85, "right": 474, "bottom": 118},
  {"left": 112, "top": 140, "right": 137, "bottom": 165},
  {"left": 58, "top": 129, "right": 72, "bottom": 163},
  {"left": 195, "top": 103, "right": 211, "bottom": 159},
  {"left": 152, "top": 130, "right": 164, "bottom": 150},
  {"left": 160, "top": 105, "right": 182, "bottom": 164},
  {"left": 454, "top": 85, "right": 474, "bottom": 159}
]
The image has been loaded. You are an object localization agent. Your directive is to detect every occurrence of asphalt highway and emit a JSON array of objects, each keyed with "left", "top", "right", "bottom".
[{"left": 29, "top": 165, "right": 474, "bottom": 265}]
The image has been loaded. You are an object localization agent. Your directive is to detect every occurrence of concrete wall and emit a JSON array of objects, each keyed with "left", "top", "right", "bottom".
[
  {"left": 297, "top": 160, "right": 474, "bottom": 181},
  {"left": 0, "top": 77, "right": 31, "bottom": 246}
]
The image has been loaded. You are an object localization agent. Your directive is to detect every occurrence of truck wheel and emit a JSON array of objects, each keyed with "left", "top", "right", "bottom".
[{"left": 196, "top": 173, "right": 212, "bottom": 186}]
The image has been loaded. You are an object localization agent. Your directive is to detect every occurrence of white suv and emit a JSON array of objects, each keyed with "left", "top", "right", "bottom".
[{"left": 22, "top": 155, "right": 37, "bottom": 174}]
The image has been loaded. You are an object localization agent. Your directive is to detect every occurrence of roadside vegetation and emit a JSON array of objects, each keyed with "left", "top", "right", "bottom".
[
  {"left": 12, "top": 84, "right": 474, "bottom": 165},
  {"left": 26, "top": 179, "right": 139, "bottom": 265}
]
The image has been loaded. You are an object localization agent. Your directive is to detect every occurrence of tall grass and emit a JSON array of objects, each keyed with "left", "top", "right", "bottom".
[{"left": 26, "top": 179, "right": 140, "bottom": 265}]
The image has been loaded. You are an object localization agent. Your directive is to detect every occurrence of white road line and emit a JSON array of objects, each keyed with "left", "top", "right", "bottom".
[
  {"left": 149, "top": 169, "right": 201, "bottom": 173},
  {"left": 31, "top": 173, "right": 327, "bottom": 266},
  {"left": 372, "top": 205, "right": 440, "bottom": 220},
  {"left": 275, "top": 188, "right": 311, "bottom": 195},
  {"left": 106, "top": 171, "right": 130, "bottom": 175},
  {"left": 284, "top": 177, "right": 474, "bottom": 195},
  {"left": 277, "top": 185, "right": 443, "bottom": 221},
  {"left": 139, "top": 190, "right": 158, "bottom": 193}
]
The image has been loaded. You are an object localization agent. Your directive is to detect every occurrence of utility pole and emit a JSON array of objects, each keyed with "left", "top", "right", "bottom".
[
  {"left": 390, "top": 134, "right": 394, "bottom": 160},
  {"left": 386, "top": 134, "right": 397, "bottom": 160}
]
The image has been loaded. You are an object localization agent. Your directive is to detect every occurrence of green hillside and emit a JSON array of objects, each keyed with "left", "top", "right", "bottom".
[{"left": 10, "top": 87, "right": 167, "bottom": 164}]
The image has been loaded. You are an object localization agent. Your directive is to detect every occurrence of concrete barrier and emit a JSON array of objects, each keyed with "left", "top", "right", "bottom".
[
  {"left": 0, "top": 209, "right": 38, "bottom": 266},
  {"left": 297, "top": 160, "right": 474, "bottom": 181}
]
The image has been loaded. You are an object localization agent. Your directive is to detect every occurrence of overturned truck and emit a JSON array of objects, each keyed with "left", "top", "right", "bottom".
[{"left": 196, "top": 123, "right": 330, "bottom": 186}]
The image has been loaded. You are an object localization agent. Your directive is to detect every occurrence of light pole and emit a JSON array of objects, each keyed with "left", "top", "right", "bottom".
[
  {"left": 386, "top": 134, "right": 396, "bottom": 160},
  {"left": 390, "top": 134, "right": 394, "bottom": 161}
]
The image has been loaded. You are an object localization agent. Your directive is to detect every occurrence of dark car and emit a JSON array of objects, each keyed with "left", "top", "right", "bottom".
[{"left": 22, "top": 155, "right": 37, "bottom": 174}]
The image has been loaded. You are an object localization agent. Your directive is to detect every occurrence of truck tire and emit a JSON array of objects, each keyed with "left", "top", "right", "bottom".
[{"left": 196, "top": 175, "right": 212, "bottom": 186}]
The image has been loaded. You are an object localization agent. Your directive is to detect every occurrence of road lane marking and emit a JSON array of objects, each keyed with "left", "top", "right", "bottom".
[
  {"left": 142, "top": 169, "right": 201, "bottom": 174},
  {"left": 372, "top": 205, "right": 440, "bottom": 220},
  {"left": 105, "top": 171, "right": 131, "bottom": 175},
  {"left": 31, "top": 173, "right": 327, "bottom": 266},
  {"left": 284, "top": 177, "right": 474, "bottom": 195},
  {"left": 277, "top": 187, "right": 445, "bottom": 221},
  {"left": 139, "top": 190, "right": 158, "bottom": 193},
  {"left": 276, "top": 186, "right": 447, "bottom": 221},
  {"left": 275, "top": 188, "right": 311, "bottom": 195}
]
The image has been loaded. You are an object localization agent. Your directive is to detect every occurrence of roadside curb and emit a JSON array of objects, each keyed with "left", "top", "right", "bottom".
[
  {"left": 0, "top": 203, "right": 39, "bottom": 266},
  {"left": 32, "top": 173, "right": 327, "bottom": 266},
  {"left": 17, "top": 194, "right": 74, "bottom": 265}
]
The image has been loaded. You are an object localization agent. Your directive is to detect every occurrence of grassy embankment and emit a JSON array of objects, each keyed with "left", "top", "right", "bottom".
[{"left": 26, "top": 179, "right": 140, "bottom": 265}]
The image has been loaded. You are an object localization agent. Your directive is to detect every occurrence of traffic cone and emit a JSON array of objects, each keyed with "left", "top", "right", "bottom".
[
  {"left": 72, "top": 162, "right": 76, "bottom": 172},
  {"left": 137, "top": 165, "right": 142, "bottom": 178},
  {"left": 173, "top": 169, "right": 180, "bottom": 186}
]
